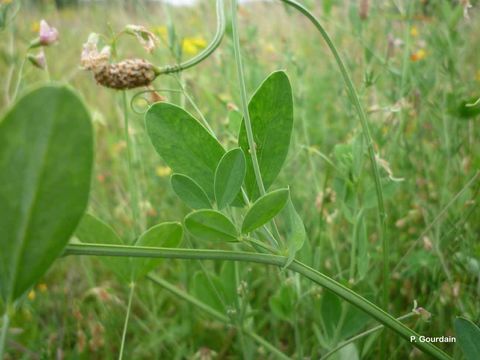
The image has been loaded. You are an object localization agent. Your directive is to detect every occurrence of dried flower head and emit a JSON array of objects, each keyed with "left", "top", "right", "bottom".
[
  {"left": 81, "top": 33, "right": 110, "bottom": 70},
  {"left": 94, "top": 58, "right": 156, "bottom": 89},
  {"left": 125, "top": 24, "right": 158, "bottom": 53},
  {"left": 81, "top": 33, "right": 158, "bottom": 90},
  {"left": 38, "top": 19, "right": 59, "bottom": 46}
]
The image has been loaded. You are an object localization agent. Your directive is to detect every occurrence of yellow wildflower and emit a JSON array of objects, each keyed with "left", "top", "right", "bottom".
[
  {"left": 182, "top": 36, "right": 207, "bottom": 56},
  {"left": 476, "top": 70, "right": 480, "bottom": 82},
  {"left": 31, "top": 21, "right": 40, "bottom": 33},
  {"left": 410, "top": 49, "right": 426, "bottom": 62},
  {"left": 153, "top": 26, "right": 168, "bottom": 41},
  {"left": 410, "top": 26, "right": 419, "bottom": 37},
  {"left": 28, "top": 290, "right": 36, "bottom": 301},
  {"left": 38, "top": 283, "right": 48, "bottom": 293},
  {"left": 265, "top": 43, "right": 276, "bottom": 54},
  {"left": 1, "top": 0, "right": 13, "bottom": 4},
  {"left": 156, "top": 166, "right": 172, "bottom": 177}
]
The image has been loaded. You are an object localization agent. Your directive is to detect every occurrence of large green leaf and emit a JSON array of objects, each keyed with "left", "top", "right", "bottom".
[
  {"left": 185, "top": 209, "right": 238, "bottom": 242},
  {"left": 214, "top": 148, "right": 246, "bottom": 209},
  {"left": 146, "top": 103, "right": 225, "bottom": 199},
  {"left": 75, "top": 214, "right": 130, "bottom": 282},
  {"left": 0, "top": 85, "right": 93, "bottom": 303},
  {"left": 134, "top": 222, "right": 183, "bottom": 279},
  {"left": 171, "top": 173, "right": 211, "bottom": 209},
  {"left": 455, "top": 317, "right": 480, "bottom": 360},
  {"left": 241, "top": 188, "right": 289, "bottom": 234},
  {"left": 238, "top": 71, "right": 293, "bottom": 199}
]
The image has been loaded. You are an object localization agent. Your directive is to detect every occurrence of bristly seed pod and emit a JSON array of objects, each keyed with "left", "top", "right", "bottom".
[{"left": 93, "top": 59, "right": 156, "bottom": 90}]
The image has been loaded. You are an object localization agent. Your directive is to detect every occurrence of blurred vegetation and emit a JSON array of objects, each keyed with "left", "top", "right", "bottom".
[{"left": 0, "top": 0, "right": 479, "bottom": 359}]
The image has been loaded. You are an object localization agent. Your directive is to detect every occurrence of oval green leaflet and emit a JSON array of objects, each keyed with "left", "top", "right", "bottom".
[{"left": 0, "top": 85, "right": 93, "bottom": 303}]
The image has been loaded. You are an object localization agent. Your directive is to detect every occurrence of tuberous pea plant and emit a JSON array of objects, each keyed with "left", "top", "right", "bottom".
[{"left": 1, "top": 0, "right": 478, "bottom": 359}]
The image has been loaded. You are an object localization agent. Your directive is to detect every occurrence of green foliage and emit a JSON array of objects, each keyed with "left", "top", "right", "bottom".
[
  {"left": 192, "top": 271, "right": 225, "bottom": 313},
  {"left": 269, "top": 283, "right": 297, "bottom": 322},
  {"left": 238, "top": 71, "right": 293, "bottom": 199},
  {"left": 185, "top": 209, "right": 238, "bottom": 242},
  {"left": 283, "top": 196, "right": 306, "bottom": 266},
  {"left": 214, "top": 148, "right": 246, "bottom": 209},
  {"left": 76, "top": 215, "right": 183, "bottom": 281},
  {"left": 134, "top": 222, "right": 183, "bottom": 280},
  {"left": 171, "top": 173, "right": 212, "bottom": 210},
  {"left": 242, "top": 188, "right": 289, "bottom": 234},
  {"left": 146, "top": 103, "right": 225, "bottom": 199},
  {"left": 76, "top": 213, "right": 130, "bottom": 281},
  {"left": 455, "top": 317, "right": 480, "bottom": 360},
  {"left": 0, "top": 86, "right": 93, "bottom": 303}
]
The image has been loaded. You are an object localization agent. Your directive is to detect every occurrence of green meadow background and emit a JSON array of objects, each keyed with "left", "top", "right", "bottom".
[{"left": 0, "top": 0, "right": 479, "bottom": 358}]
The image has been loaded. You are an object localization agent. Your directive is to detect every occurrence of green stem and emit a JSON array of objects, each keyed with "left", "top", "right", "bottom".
[
  {"left": 322, "top": 312, "right": 415, "bottom": 359},
  {"left": 0, "top": 311, "right": 10, "bottom": 359},
  {"left": 122, "top": 91, "right": 141, "bottom": 238},
  {"left": 155, "top": 0, "right": 225, "bottom": 76},
  {"left": 64, "top": 243, "right": 450, "bottom": 360},
  {"left": 278, "top": 0, "right": 388, "bottom": 313},
  {"left": 118, "top": 282, "right": 135, "bottom": 360},
  {"left": 147, "top": 274, "right": 289, "bottom": 360},
  {"left": 12, "top": 55, "right": 27, "bottom": 101},
  {"left": 231, "top": 0, "right": 266, "bottom": 196}
]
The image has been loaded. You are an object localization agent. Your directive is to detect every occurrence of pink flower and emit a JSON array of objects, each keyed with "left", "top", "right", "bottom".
[
  {"left": 27, "top": 49, "right": 46, "bottom": 70},
  {"left": 39, "top": 20, "right": 59, "bottom": 46}
]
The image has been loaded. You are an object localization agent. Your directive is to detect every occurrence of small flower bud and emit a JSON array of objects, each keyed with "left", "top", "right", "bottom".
[
  {"left": 413, "top": 306, "right": 432, "bottom": 321},
  {"left": 27, "top": 49, "right": 46, "bottom": 70}
]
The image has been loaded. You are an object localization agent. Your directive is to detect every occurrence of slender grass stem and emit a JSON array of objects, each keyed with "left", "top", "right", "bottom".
[
  {"left": 232, "top": 0, "right": 284, "bottom": 245},
  {"left": 172, "top": 74, "right": 216, "bottom": 135},
  {"left": 231, "top": 0, "right": 266, "bottom": 197},
  {"left": 12, "top": 55, "right": 27, "bottom": 101},
  {"left": 0, "top": 311, "right": 10, "bottom": 359},
  {"left": 122, "top": 91, "right": 141, "bottom": 238},
  {"left": 147, "top": 275, "right": 290, "bottom": 360},
  {"left": 120, "top": 92, "right": 141, "bottom": 358},
  {"left": 321, "top": 312, "right": 415, "bottom": 359},
  {"left": 4, "top": 30, "right": 15, "bottom": 104},
  {"left": 118, "top": 282, "right": 135, "bottom": 360},
  {"left": 64, "top": 243, "right": 451, "bottom": 360},
  {"left": 278, "top": 0, "right": 389, "bottom": 321}
]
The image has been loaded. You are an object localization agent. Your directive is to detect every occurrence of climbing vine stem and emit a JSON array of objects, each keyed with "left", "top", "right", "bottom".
[{"left": 155, "top": 0, "right": 226, "bottom": 75}]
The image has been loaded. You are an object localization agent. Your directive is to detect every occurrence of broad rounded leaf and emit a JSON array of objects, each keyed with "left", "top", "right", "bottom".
[
  {"left": 185, "top": 210, "right": 238, "bottom": 242},
  {"left": 455, "top": 317, "right": 480, "bottom": 360},
  {"left": 214, "top": 148, "right": 246, "bottom": 209},
  {"left": 75, "top": 214, "right": 130, "bottom": 282},
  {"left": 146, "top": 103, "right": 225, "bottom": 199},
  {"left": 0, "top": 86, "right": 93, "bottom": 302},
  {"left": 171, "top": 173, "right": 211, "bottom": 209},
  {"left": 134, "top": 222, "right": 183, "bottom": 279},
  {"left": 242, "top": 188, "right": 289, "bottom": 234},
  {"left": 238, "top": 71, "right": 293, "bottom": 199}
]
